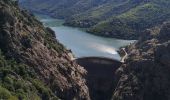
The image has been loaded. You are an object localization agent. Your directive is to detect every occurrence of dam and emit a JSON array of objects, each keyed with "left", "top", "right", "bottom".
[{"left": 75, "top": 57, "right": 122, "bottom": 100}]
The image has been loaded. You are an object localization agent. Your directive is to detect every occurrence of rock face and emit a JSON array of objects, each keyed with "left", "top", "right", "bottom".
[
  {"left": 0, "top": 0, "right": 90, "bottom": 99},
  {"left": 112, "top": 22, "right": 170, "bottom": 100}
]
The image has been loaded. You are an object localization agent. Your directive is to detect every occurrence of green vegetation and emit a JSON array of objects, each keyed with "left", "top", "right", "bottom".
[
  {"left": 86, "top": 1, "right": 170, "bottom": 39},
  {"left": 0, "top": 50, "right": 58, "bottom": 100},
  {"left": 20, "top": 0, "right": 170, "bottom": 39}
]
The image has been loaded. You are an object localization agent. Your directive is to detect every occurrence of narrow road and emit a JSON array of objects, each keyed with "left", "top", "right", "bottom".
[{"left": 121, "top": 48, "right": 128, "bottom": 63}]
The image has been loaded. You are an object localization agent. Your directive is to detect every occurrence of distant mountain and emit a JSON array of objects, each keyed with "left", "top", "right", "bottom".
[{"left": 20, "top": 0, "right": 170, "bottom": 39}]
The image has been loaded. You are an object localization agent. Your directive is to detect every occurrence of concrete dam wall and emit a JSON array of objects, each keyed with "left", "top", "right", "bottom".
[{"left": 75, "top": 57, "right": 122, "bottom": 100}]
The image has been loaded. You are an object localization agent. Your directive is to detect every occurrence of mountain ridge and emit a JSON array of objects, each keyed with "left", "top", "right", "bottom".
[{"left": 20, "top": 0, "right": 170, "bottom": 39}]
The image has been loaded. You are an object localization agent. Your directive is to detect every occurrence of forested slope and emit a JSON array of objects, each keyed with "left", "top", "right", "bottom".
[{"left": 20, "top": 0, "right": 170, "bottom": 39}]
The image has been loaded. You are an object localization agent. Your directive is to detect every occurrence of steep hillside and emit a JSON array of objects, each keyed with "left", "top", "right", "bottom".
[
  {"left": 20, "top": 0, "right": 170, "bottom": 39},
  {"left": 113, "top": 22, "right": 170, "bottom": 100},
  {"left": 0, "top": 0, "right": 90, "bottom": 99},
  {"left": 88, "top": 0, "right": 170, "bottom": 39},
  {"left": 19, "top": 0, "right": 122, "bottom": 19}
]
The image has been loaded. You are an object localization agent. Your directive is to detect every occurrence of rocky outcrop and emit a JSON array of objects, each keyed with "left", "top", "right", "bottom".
[
  {"left": 0, "top": 0, "right": 90, "bottom": 99},
  {"left": 112, "top": 22, "right": 170, "bottom": 100}
]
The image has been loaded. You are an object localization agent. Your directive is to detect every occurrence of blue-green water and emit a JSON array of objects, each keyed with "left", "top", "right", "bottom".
[{"left": 37, "top": 14, "right": 135, "bottom": 60}]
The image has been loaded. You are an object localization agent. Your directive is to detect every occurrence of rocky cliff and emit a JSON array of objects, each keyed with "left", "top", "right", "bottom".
[
  {"left": 113, "top": 22, "right": 170, "bottom": 100},
  {"left": 0, "top": 0, "right": 90, "bottom": 99}
]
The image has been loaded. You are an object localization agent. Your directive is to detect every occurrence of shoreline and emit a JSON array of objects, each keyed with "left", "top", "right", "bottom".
[
  {"left": 27, "top": 10, "right": 137, "bottom": 40},
  {"left": 35, "top": 13, "right": 135, "bottom": 61}
]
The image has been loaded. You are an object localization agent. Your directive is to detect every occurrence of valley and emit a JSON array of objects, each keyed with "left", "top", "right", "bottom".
[
  {"left": 36, "top": 14, "right": 133, "bottom": 99},
  {"left": 0, "top": 0, "right": 169, "bottom": 100},
  {"left": 37, "top": 13, "right": 134, "bottom": 60},
  {"left": 20, "top": 0, "right": 170, "bottom": 39}
]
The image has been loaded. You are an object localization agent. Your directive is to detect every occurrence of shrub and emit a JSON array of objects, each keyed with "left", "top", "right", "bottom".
[{"left": 0, "top": 86, "right": 11, "bottom": 99}]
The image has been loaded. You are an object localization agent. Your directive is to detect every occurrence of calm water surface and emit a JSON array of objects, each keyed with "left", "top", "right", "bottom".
[{"left": 36, "top": 14, "right": 135, "bottom": 60}]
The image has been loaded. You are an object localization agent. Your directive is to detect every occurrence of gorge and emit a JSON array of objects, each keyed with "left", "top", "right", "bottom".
[
  {"left": 0, "top": 0, "right": 170, "bottom": 100},
  {"left": 36, "top": 13, "right": 131, "bottom": 100}
]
